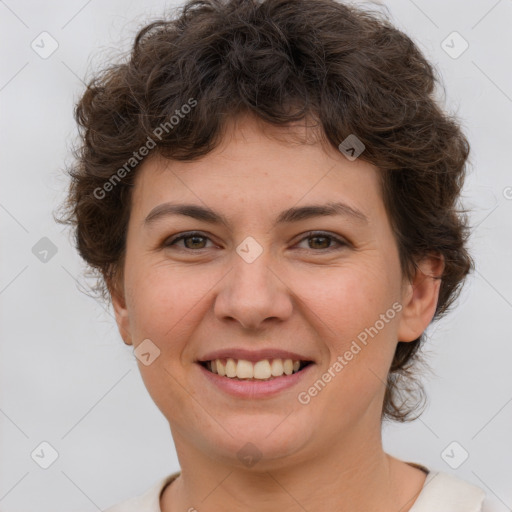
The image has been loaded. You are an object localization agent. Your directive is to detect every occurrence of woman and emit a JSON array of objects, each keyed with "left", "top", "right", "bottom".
[{"left": 57, "top": 0, "right": 487, "bottom": 510}]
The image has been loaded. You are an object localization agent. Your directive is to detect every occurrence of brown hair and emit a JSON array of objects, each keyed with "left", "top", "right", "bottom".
[{"left": 55, "top": 0, "right": 474, "bottom": 422}]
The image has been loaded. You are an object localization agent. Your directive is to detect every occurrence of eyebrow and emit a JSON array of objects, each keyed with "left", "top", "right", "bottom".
[{"left": 143, "top": 201, "right": 368, "bottom": 229}]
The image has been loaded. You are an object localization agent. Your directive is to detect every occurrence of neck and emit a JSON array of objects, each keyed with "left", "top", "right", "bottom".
[{"left": 161, "top": 421, "right": 426, "bottom": 512}]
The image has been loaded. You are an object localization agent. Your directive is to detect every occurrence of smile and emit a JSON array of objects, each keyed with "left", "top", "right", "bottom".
[
  {"left": 199, "top": 357, "right": 313, "bottom": 380},
  {"left": 196, "top": 357, "right": 315, "bottom": 399}
]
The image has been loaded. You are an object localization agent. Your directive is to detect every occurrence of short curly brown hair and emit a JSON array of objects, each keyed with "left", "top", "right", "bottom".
[{"left": 56, "top": 0, "right": 474, "bottom": 422}]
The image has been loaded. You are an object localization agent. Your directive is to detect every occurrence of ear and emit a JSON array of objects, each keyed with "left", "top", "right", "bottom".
[
  {"left": 397, "top": 253, "right": 445, "bottom": 343},
  {"left": 109, "top": 277, "right": 133, "bottom": 346}
]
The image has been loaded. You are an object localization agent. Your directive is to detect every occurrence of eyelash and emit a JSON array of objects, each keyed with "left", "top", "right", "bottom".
[{"left": 163, "top": 231, "right": 348, "bottom": 252}]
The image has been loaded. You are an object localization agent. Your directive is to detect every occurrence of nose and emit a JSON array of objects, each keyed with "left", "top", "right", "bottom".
[{"left": 213, "top": 248, "right": 293, "bottom": 331}]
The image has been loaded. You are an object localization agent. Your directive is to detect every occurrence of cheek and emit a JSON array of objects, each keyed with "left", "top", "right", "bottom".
[
  {"left": 125, "top": 264, "right": 184, "bottom": 341},
  {"left": 126, "top": 262, "right": 218, "bottom": 350},
  {"left": 291, "top": 261, "right": 397, "bottom": 341},
  {"left": 297, "top": 265, "right": 399, "bottom": 416}
]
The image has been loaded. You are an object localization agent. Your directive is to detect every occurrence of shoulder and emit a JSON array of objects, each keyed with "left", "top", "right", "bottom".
[
  {"left": 410, "top": 469, "right": 486, "bottom": 512},
  {"left": 103, "top": 471, "right": 180, "bottom": 512}
]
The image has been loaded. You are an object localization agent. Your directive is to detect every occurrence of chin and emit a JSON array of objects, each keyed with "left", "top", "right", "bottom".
[{"left": 202, "top": 416, "right": 315, "bottom": 469}]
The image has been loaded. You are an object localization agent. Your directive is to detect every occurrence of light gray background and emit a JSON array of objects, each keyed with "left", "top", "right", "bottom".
[{"left": 1, "top": 0, "right": 511, "bottom": 510}]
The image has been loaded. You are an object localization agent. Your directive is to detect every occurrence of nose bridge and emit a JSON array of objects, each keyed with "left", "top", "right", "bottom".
[
  {"left": 233, "top": 243, "right": 273, "bottom": 294},
  {"left": 214, "top": 238, "right": 292, "bottom": 329}
]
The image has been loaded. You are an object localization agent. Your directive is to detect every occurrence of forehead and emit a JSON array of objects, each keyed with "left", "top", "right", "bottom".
[{"left": 130, "top": 115, "right": 384, "bottom": 227}]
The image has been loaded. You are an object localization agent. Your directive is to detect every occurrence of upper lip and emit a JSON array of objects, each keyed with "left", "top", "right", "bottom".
[{"left": 196, "top": 348, "right": 315, "bottom": 363}]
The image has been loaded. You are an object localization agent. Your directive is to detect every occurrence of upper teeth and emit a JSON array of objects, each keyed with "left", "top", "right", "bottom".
[{"left": 207, "top": 358, "right": 303, "bottom": 379}]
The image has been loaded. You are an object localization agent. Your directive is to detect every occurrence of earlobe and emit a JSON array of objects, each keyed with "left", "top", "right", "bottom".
[
  {"left": 397, "top": 254, "right": 445, "bottom": 343},
  {"left": 109, "top": 279, "right": 133, "bottom": 346}
]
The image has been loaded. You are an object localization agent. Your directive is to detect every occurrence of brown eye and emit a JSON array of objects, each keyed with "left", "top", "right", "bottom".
[
  {"left": 308, "top": 235, "right": 331, "bottom": 249},
  {"left": 164, "top": 232, "right": 212, "bottom": 250},
  {"left": 296, "top": 232, "right": 347, "bottom": 252}
]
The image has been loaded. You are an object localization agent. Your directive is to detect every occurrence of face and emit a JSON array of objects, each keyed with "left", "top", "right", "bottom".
[{"left": 111, "top": 114, "right": 441, "bottom": 469}]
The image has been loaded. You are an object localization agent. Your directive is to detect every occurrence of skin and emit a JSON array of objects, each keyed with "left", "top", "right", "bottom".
[{"left": 111, "top": 112, "right": 444, "bottom": 512}]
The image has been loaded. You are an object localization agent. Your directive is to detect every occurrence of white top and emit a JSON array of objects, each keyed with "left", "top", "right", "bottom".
[{"left": 103, "top": 465, "right": 487, "bottom": 512}]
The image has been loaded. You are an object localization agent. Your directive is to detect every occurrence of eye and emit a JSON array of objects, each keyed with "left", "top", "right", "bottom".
[
  {"left": 163, "top": 231, "right": 347, "bottom": 252},
  {"left": 163, "top": 231, "right": 214, "bottom": 250},
  {"left": 295, "top": 231, "right": 347, "bottom": 251}
]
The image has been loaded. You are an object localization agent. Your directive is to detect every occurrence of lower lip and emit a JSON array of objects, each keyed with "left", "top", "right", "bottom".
[{"left": 196, "top": 362, "right": 315, "bottom": 399}]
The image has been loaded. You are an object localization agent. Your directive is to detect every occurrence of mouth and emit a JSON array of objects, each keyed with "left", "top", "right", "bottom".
[{"left": 197, "top": 358, "right": 314, "bottom": 381}]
